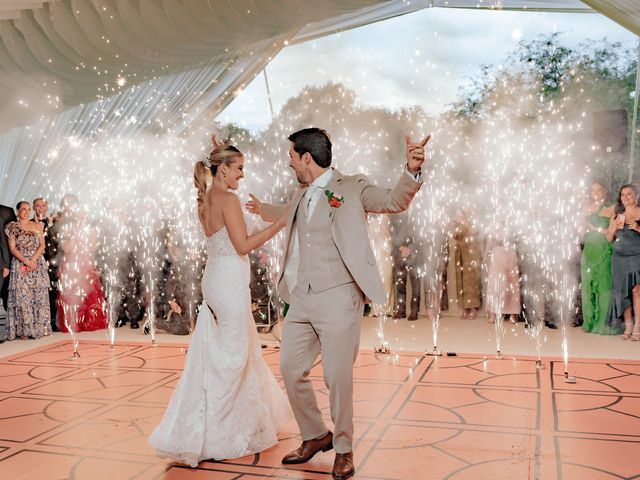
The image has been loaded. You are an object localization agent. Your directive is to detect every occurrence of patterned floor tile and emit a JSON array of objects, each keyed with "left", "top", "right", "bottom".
[
  {"left": 0, "top": 450, "right": 154, "bottom": 479},
  {"left": 358, "top": 424, "right": 538, "bottom": 480},
  {"left": 0, "top": 397, "right": 104, "bottom": 442},
  {"left": 24, "top": 368, "right": 173, "bottom": 400},
  {"left": 7, "top": 342, "right": 141, "bottom": 366},
  {"left": 396, "top": 384, "right": 539, "bottom": 429},
  {"left": 98, "top": 345, "right": 188, "bottom": 371},
  {"left": 420, "top": 356, "right": 539, "bottom": 389},
  {"left": 1, "top": 340, "right": 639, "bottom": 480},
  {"left": 556, "top": 437, "right": 640, "bottom": 479},
  {"left": 554, "top": 392, "right": 640, "bottom": 437},
  {"left": 551, "top": 361, "right": 640, "bottom": 394},
  {"left": 0, "top": 363, "right": 78, "bottom": 393}
]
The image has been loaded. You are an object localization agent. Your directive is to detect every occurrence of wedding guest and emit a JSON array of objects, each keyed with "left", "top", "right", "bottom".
[
  {"left": 517, "top": 242, "right": 546, "bottom": 328},
  {"left": 55, "top": 195, "right": 107, "bottom": 332},
  {"left": 581, "top": 181, "right": 614, "bottom": 334},
  {"left": 153, "top": 226, "right": 192, "bottom": 335},
  {"left": 390, "top": 212, "right": 422, "bottom": 320},
  {"left": 0, "top": 204, "right": 17, "bottom": 321},
  {"left": 31, "top": 197, "right": 59, "bottom": 332},
  {"left": 605, "top": 184, "right": 640, "bottom": 340},
  {"left": 452, "top": 209, "right": 482, "bottom": 319},
  {"left": 484, "top": 216, "right": 521, "bottom": 324},
  {"left": 249, "top": 247, "right": 279, "bottom": 329},
  {"left": 116, "top": 250, "right": 145, "bottom": 330},
  {"left": 424, "top": 232, "right": 450, "bottom": 321},
  {"left": 4, "top": 201, "right": 50, "bottom": 340}
]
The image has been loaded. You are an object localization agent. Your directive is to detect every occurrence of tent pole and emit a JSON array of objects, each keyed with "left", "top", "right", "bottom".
[
  {"left": 263, "top": 67, "right": 275, "bottom": 121},
  {"left": 628, "top": 37, "right": 640, "bottom": 183}
]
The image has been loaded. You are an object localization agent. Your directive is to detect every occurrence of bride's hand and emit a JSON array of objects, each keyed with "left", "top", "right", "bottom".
[{"left": 246, "top": 194, "right": 262, "bottom": 215}]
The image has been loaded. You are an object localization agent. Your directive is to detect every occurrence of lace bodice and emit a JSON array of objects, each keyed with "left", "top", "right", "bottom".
[{"left": 206, "top": 227, "right": 238, "bottom": 258}]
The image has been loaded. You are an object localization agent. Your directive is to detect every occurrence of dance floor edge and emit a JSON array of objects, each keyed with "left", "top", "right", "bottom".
[{"left": 0, "top": 340, "right": 638, "bottom": 480}]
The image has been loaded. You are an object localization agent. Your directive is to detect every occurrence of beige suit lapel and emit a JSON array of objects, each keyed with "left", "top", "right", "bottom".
[
  {"left": 277, "top": 188, "right": 306, "bottom": 292},
  {"left": 324, "top": 169, "right": 343, "bottom": 223},
  {"left": 280, "top": 188, "right": 307, "bottom": 260}
]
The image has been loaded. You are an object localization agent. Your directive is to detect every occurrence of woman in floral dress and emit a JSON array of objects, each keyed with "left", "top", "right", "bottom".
[{"left": 5, "top": 201, "right": 50, "bottom": 340}]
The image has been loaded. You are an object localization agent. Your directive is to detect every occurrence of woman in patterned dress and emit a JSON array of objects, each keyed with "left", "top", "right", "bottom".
[{"left": 5, "top": 201, "right": 50, "bottom": 340}]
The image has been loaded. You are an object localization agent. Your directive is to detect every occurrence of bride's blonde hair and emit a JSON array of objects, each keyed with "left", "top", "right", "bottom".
[{"left": 194, "top": 144, "right": 242, "bottom": 213}]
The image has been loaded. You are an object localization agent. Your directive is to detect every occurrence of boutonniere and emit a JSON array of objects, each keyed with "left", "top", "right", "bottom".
[{"left": 325, "top": 190, "right": 344, "bottom": 214}]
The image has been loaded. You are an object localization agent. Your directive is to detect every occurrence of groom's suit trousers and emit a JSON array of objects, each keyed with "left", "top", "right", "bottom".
[{"left": 280, "top": 281, "right": 364, "bottom": 454}]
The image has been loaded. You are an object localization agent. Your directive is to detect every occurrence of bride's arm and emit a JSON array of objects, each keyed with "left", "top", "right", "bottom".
[{"left": 223, "top": 193, "right": 284, "bottom": 256}]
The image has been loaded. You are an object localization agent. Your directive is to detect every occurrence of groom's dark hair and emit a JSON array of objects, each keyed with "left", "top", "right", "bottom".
[{"left": 288, "top": 128, "right": 332, "bottom": 168}]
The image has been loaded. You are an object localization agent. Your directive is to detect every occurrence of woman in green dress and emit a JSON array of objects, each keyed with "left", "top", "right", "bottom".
[{"left": 581, "top": 181, "right": 615, "bottom": 334}]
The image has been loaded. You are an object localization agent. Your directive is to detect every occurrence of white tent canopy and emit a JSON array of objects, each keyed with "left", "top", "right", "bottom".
[{"left": 0, "top": 0, "right": 638, "bottom": 203}]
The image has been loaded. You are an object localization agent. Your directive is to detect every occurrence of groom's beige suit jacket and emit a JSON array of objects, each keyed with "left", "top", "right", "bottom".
[{"left": 260, "top": 168, "right": 422, "bottom": 305}]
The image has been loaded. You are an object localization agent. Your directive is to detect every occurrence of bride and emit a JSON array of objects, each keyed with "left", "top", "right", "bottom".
[{"left": 148, "top": 139, "right": 292, "bottom": 467}]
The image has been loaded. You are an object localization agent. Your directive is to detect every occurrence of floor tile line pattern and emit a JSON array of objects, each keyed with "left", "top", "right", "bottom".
[{"left": 0, "top": 340, "right": 639, "bottom": 479}]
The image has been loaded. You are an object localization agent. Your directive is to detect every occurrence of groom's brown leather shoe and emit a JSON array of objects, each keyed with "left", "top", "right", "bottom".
[
  {"left": 332, "top": 452, "right": 354, "bottom": 479},
  {"left": 282, "top": 431, "right": 333, "bottom": 464}
]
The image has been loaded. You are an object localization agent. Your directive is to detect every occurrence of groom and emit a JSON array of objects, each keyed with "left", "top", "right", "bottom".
[{"left": 247, "top": 128, "right": 429, "bottom": 479}]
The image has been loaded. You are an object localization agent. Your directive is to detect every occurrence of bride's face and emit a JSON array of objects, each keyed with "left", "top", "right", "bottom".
[{"left": 222, "top": 156, "right": 245, "bottom": 190}]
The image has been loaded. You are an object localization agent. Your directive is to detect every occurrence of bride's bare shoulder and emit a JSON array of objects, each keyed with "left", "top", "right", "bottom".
[{"left": 205, "top": 188, "right": 233, "bottom": 202}]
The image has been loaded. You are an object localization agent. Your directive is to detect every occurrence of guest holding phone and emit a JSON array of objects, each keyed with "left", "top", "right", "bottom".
[{"left": 605, "top": 184, "right": 640, "bottom": 340}]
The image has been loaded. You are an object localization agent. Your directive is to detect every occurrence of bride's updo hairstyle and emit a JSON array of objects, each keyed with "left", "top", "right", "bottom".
[{"left": 194, "top": 144, "right": 243, "bottom": 209}]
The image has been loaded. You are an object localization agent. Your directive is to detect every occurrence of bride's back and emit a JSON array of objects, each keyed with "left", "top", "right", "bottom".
[{"left": 200, "top": 188, "right": 228, "bottom": 237}]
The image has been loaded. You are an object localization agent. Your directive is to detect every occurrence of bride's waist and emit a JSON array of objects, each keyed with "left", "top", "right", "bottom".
[
  {"left": 203, "top": 256, "right": 250, "bottom": 291},
  {"left": 207, "top": 252, "right": 248, "bottom": 260},
  {"left": 205, "top": 254, "right": 249, "bottom": 271}
]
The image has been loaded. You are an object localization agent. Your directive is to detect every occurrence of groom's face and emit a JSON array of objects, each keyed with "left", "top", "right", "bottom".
[{"left": 288, "top": 143, "right": 311, "bottom": 185}]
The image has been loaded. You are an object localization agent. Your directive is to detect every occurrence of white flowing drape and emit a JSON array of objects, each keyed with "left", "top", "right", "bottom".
[
  {"left": 2, "top": 0, "right": 639, "bottom": 205},
  {"left": 0, "top": 0, "right": 390, "bottom": 204},
  {"left": 0, "top": 36, "right": 289, "bottom": 203},
  {"left": 0, "top": 0, "right": 385, "bottom": 133}
]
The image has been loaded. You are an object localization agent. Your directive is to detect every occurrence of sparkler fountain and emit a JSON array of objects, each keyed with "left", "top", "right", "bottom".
[
  {"left": 490, "top": 274, "right": 508, "bottom": 360},
  {"left": 425, "top": 236, "right": 448, "bottom": 357},
  {"left": 368, "top": 215, "right": 392, "bottom": 354}
]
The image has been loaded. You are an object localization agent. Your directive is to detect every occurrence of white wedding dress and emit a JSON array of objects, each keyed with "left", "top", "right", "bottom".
[{"left": 148, "top": 226, "right": 292, "bottom": 467}]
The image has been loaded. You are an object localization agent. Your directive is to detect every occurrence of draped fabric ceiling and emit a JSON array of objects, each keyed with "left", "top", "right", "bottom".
[{"left": 0, "top": 0, "right": 638, "bottom": 202}]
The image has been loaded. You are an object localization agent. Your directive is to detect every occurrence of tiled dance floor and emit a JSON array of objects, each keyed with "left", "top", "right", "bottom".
[{"left": 0, "top": 341, "right": 639, "bottom": 479}]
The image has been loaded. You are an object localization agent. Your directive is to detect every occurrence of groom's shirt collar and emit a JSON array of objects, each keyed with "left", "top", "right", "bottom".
[{"left": 309, "top": 168, "right": 333, "bottom": 190}]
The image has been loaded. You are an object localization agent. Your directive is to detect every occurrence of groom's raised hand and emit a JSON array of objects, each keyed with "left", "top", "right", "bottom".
[
  {"left": 246, "top": 193, "right": 262, "bottom": 215},
  {"left": 405, "top": 134, "right": 432, "bottom": 174}
]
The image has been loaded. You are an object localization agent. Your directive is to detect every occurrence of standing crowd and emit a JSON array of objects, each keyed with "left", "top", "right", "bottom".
[
  {"left": 0, "top": 195, "right": 204, "bottom": 342},
  {"left": 2, "top": 181, "right": 640, "bottom": 343},
  {"left": 382, "top": 181, "right": 640, "bottom": 342}
]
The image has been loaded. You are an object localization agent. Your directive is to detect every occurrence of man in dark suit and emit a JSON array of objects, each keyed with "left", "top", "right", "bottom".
[
  {"left": 31, "top": 198, "right": 59, "bottom": 332},
  {"left": 1, "top": 204, "right": 17, "bottom": 341}
]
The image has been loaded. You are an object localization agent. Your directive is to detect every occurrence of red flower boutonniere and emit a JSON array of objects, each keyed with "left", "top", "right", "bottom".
[{"left": 325, "top": 190, "right": 344, "bottom": 213}]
